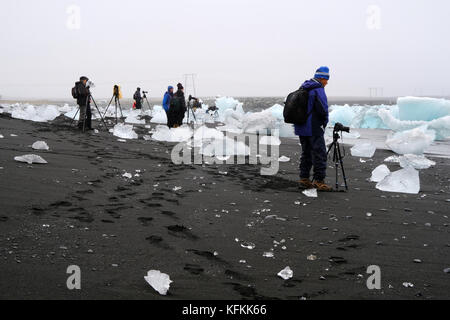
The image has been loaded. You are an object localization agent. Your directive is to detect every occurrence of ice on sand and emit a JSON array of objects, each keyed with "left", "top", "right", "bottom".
[
  {"left": 278, "top": 267, "right": 293, "bottom": 280},
  {"left": 144, "top": 270, "right": 173, "bottom": 296},
  {"left": 351, "top": 142, "right": 377, "bottom": 158},
  {"left": 260, "top": 136, "right": 281, "bottom": 146},
  {"left": 376, "top": 167, "right": 420, "bottom": 194},
  {"left": 399, "top": 154, "right": 436, "bottom": 170},
  {"left": 370, "top": 165, "right": 391, "bottom": 182},
  {"left": 278, "top": 156, "right": 291, "bottom": 162},
  {"left": 152, "top": 125, "right": 193, "bottom": 143},
  {"left": 32, "top": 141, "right": 49, "bottom": 151},
  {"left": 10, "top": 104, "right": 61, "bottom": 123},
  {"left": 0, "top": 134, "right": 4, "bottom": 139},
  {"left": 303, "top": 189, "right": 318, "bottom": 198},
  {"left": 14, "top": 154, "right": 48, "bottom": 165},
  {"left": 113, "top": 124, "right": 138, "bottom": 140},
  {"left": 385, "top": 127, "right": 435, "bottom": 155},
  {"left": 200, "top": 137, "right": 250, "bottom": 157},
  {"left": 150, "top": 106, "right": 168, "bottom": 124}
]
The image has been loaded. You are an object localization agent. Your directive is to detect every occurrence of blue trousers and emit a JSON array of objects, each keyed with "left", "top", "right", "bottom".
[{"left": 299, "top": 135, "right": 328, "bottom": 181}]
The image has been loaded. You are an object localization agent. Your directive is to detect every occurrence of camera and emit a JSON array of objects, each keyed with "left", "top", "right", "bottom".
[
  {"left": 334, "top": 122, "right": 350, "bottom": 133},
  {"left": 143, "top": 91, "right": 148, "bottom": 95},
  {"left": 189, "top": 95, "right": 199, "bottom": 102},
  {"left": 86, "top": 80, "right": 95, "bottom": 89}
]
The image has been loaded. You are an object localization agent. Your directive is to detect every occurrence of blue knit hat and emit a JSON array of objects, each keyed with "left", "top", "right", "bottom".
[{"left": 315, "top": 66, "right": 330, "bottom": 80}]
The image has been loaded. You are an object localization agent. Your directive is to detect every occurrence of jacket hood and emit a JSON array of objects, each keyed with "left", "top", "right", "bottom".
[{"left": 301, "top": 79, "right": 323, "bottom": 91}]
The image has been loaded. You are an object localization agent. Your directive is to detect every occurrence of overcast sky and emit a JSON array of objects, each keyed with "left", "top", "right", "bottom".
[{"left": 1, "top": 0, "right": 450, "bottom": 99}]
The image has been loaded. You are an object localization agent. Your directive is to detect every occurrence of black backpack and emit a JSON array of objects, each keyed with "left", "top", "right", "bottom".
[
  {"left": 71, "top": 85, "right": 78, "bottom": 99},
  {"left": 283, "top": 87, "right": 312, "bottom": 125}
]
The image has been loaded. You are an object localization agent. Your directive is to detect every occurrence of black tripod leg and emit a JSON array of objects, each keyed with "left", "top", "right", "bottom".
[
  {"left": 337, "top": 143, "right": 349, "bottom": 191},
  {"left": 91, "top": 96, "right": 109, "bottom": 130},
  {"left": 70, "top": 108, "right": 80, "bottom": 126},
  {"left": 334, "top": 145, "right": 339, "bottom": 191},
  {"left": 102, "top": 95, "right": 115, "bottom": 119}
]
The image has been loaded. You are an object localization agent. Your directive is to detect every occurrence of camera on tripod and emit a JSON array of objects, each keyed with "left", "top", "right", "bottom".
[
  {"left": 334, "top": 122, "right": 350, "bottom": 134},
  {"left": 143, "top": 91, "right": 149, "bottom": 95},
  {"left": 188, "top": 95, "right": 202, "bottom": 109}
]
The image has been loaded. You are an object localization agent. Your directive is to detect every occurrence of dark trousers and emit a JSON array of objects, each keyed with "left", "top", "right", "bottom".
[
  {"left": 135, "top": 100, "right": 142, "bottom": 110},
  {"left": 299, "top": 135, "right": 327, "bottom": 181},
  {"left": 78, "top": 103, "right": 92, "bottom": 129}
]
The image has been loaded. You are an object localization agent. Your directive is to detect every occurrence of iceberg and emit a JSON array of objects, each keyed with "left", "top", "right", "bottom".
[
  {"left": 399, "top": 154, "right": 436, "bottom": 170},
  {"left": 112, "top": 124, "right": 138, "bottom": 140},
  {"left": 150, "top": 105, "right": 168, "bottom": 124},
  {"left": 398, "top": 97, "right": 450, "bottom": 122},
  {"left": 351, "top": 142, "right": 377, "bottom": 158},
  {"left": 144, "top": 270, "right": 173, "bottom": 296},
  {"left": 14, "top": 154, "right": 48, "bottom": 165},
  {"left": 370, "top": 165, "right": 391, "bottom": 182},
  {"left": 32, "top": 141, "right": 50, "bottom": 151},
  {"left": 385, "top": 127, "right": 435, "bottom": 155},
  {"left": 376, "top": 167, "right": 420, "bottom": 194}
]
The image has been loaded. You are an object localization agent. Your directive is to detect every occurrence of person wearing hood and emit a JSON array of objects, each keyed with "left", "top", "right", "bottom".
[
  {"left": 168, "top": 83, "right": 187, "bottom": 128},
  {"left": 133, "top": 88, "right": 142, "bottom": 110},
  {"left": 295, "top": 66, "right": 333, "bottom": 192},
  {"left": 163, "top": 86, "right": 174, "bottom": 116}
]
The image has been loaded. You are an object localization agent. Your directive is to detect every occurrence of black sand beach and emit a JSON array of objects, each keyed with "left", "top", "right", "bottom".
[{"left": 0, "top": 113, "right": 449, "bottom": 300}]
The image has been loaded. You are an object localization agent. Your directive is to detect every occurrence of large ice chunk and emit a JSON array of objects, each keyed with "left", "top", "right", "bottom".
[
  {"left": 399, "top": 154, "right": 436, "bottom": 170},
  {"left": 370, "top": 165, "right": 391, "bottom": 182},
  {"left": 385, "top": 127, "right": 435, "bottom": 155},
  {"left": 376, "top": 167, "right": 420, "bottom": 194},
  {"left": 351, "top": 142, "right": 377, "bottom": 158},
  {"left": 200, "top": 137, "right": 250, "bottom": 157},
  {"left": 14, "top": 154, "right": 48, "bottom": 164},
  {"left": 144, "top": 270, "right": 173, "bottom": 296},
  {"left": 152, "top": 125, "right": 193, "bottom": 143},
  {"left": 398, "top": 97, "right": 450, "bottom": 121},
  {"left": 150, "top": 105, "right": 168, "bottom": 124},
  {"left": 10, "top": 104, "right": 61, "bottom": 122},
  {"left": 112, "top": 124, "right": 138, "bottom": 140}
]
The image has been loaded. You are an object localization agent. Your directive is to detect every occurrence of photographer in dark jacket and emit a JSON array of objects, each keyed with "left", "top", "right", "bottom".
[
  {"left": 75, "top": 76, "right": 92, "bottom": 130},
  {"left": 168, "top": 83, "right": 187, "bottom": 128},
  {"left": 134, "top": 88, "right": 142, "bottom": 110}
]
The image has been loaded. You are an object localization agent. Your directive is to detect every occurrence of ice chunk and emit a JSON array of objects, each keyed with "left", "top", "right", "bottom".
[
  {"left": 278, "top": 267, "right": 293, "bottom": 280},
  {"left": 385, "top": 127, "right": 435, "bottom": 155},
  {"left": 152, "top": 125, "right": 193, "bottom": 143},
  {"left": 192, "top": 126, "right": 224, "bottom": 147},
  {"left": 10, "top": 104, "right": 61, "bottom": 123},
  {"left": 384, "top": 156, "right": 400, "bottom": 163},
  {"left": 398, "top": 97, "right": 450, "bottom": 122},
  {"left": 278, "top": 156, "right": 291, "bottom": 162},
  {"left": 200, "top": 137, "right": 250, "bottom": 157},
  {"left": 399, "top": 154, "right": 436, "bottom": 170},
  {"left": 32, "top": 141, "right": 49, "bottom": 151},
  {"left": 144, "top": 270, "right": 173, "bottom": 296},
  {"left": 14, "top": 154, "right": 48, "bottom": 165},
  {"left": 351, "top": 142, "right": 377, "bottom": 158},
  {"left": 303, "top": 189, "right": 318, "bottom": 198},
  {"left": 113, "top": 124, "right": 138, "bottom": 140},
  {"left": 329, "top": 105, "right": 357, "bottom": 127},
  {"left": 0, "top": 134, "right": 4, "bottom": 139},
  {"left": 122, "top": 172, "right": 132, "bottom": 179},
  {"left": 376, "top": 167, "right": 420, "bottom": 194},
  {"left": 125, "top": 110, "right": 145, "bottom": 125},
  {"left": 370, "top": 165, "right": 391, "bottom": 182},
  {"left": 150, "top": 105, "right": 168, "bottom": 124},
  {"left": 260, "top": 136, "right": 281, "bottom": 146}
]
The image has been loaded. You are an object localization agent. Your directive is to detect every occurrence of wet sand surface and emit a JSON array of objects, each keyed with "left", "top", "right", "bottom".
[{"left": 0, "top": 114, "right": 449, "bottom": 300}]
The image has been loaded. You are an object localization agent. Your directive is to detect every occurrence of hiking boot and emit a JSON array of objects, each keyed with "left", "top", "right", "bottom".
[
  {"left": 313, "top": 181, "right": 333, "bottom": 192},
  {"left": 299, "top": 178, "right": 314, "bottom": 190}
]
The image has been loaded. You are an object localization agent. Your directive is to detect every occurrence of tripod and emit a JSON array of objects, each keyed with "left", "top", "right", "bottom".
[
  {"left": 71, "top": 93, "right": 109, "bottom": 133},
  {"left": 187, "top": 103, "right": 197, "bottom": 125},
  {"left": 103, "top": 91, "right": 124, "bottom": 124},
  {"left": 327, "top": 130, "right": 349, "bottom": 191},
  {"left": 141, "top": 91, "right": 152, "bottom": 113}
]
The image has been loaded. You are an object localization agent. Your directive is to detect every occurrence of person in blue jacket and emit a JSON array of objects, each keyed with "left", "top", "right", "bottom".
[
  {"left": 163, "top": 86, "right": 174, "bottom": 113},
  {"left": 295, "top": 66, "right": 333, "bottom": 192}
]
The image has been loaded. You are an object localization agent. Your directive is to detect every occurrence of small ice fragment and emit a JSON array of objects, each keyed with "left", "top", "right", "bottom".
[
  {"left": 402, "top": 282, "right": 414, "bottom": 288},
  {"left": 10, "top": 134, "right": 18, "bottom": 137},
  {"left": 376, "top": 167, "right": 420, "bottom": 194},
  {"left": 113, "top": 123, "right": 138, "bottom": 140},
  {"left": 278, "top": 267, "right": 293, "bottom": 280},
  {"left": 173, "top": 186, "right": 182, "bottom": 192},
  {"left": 351, "top": 142, "right": 376, "bottom": 158},
  {"left": 278, "top": 156, "right": 291, "bottom": 162},
  {"left": 144, "top": 270, "right": 173, "bottom": 296},
  {"left": 444, "top": 268, "right": 450, "bottom": 274},
  {"left": 384, "top": 156, "right": 400, "bottom": 163},
  {"left": 260, "top": 136, "right": 281, "bottom": 146},
  {"left": 241, "top": 242, "right": 256, "bottom": 250},
  {"left": 117, "top": 139, "right": 127, "bottom": 143},
  {"left": 14, "top": 154, "right": 48, "bottom": 165},
  {"left": 263, "top": 252, "right": 274, "bottom": 258},
  {"left": 307, "top": 255, "right": 317, "bottom": 261},
  {"left": 122, "top": 173, "right": 132, "bottom": 179},
  {"left": 0, "top": 134, "right": 4, "bottom": 139},
  {"left": 218, "top": 171, "right": 228, "bottom": 175},
  {"left": 360, "top": 159, "right": 367, "bottom": 163},
  {"left": 303, "top": 189, "right": 318, "bottom": 198},
  {"left": 32, "top": 141, "right": 49, "bottom": 151},
  {"left": 370, "top": 165, "right": 391, "bottom": 182},
  {"left": 94, "top": 129, "right": 99, "bottom": 134},
  {"left": 143, "top": 135, "right": 152, "bottom": 141},
  {"left": 216, "top": 156, "right": 231, "bottom": 161}
]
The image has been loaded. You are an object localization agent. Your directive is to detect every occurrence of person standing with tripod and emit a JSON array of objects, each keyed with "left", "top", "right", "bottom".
[
  {"left": 134, "top": 88, "right": 142, "bottom": 110},
  {"left": 75, "top": 76, "right": 92, "bottom": 131},
  {"left": 168, "top": 83, "right": 186, "bottom": 128},
  {"left": 295, "top": 67, "right": 333, "bottom": 192}
]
